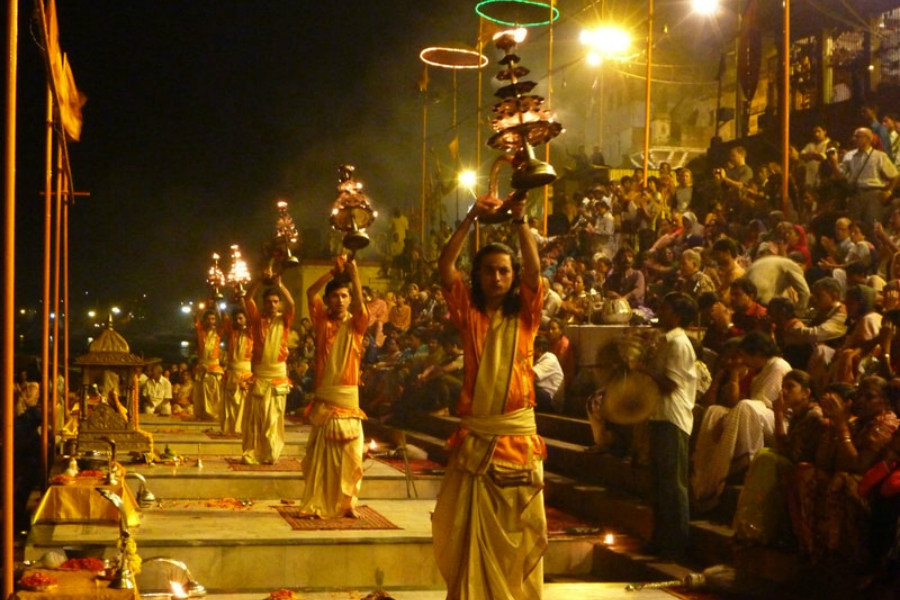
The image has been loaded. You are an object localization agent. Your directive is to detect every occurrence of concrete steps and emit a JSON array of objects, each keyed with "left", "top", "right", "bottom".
[{"left": 25, "top": 499, "right": 604, "bottom": 592}]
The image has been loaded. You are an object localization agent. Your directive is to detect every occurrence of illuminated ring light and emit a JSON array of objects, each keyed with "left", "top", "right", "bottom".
[
  {"left": 420, "top": 46, "right": 489, "bottom": 69},
  {"left": 475, "top": 0, "right": 560, "bottom": 27}
]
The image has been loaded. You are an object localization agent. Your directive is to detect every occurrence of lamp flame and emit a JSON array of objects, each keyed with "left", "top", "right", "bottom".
[
  {"left": 170, "top": 581, "right": 188, "bottom": 599},
  {"left": 604, "top": 533, "right": 615, "bottom": 545}
]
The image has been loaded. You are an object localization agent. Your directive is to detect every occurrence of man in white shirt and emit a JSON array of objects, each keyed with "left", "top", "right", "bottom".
[
  {"left": 141, "top": 364, "right": 172, "bottom": 415},
  {"left": 636, "top": 292, "right": 697, "bottom": 561},
  {"left": 834, "top": 127, "right": 900, "bottom": 233},
  {"left": 745, "top": 253, "right": 810, "bottom": 309},
  {"left": 533, "top": 335, "right": 564, "bottom": 413}
]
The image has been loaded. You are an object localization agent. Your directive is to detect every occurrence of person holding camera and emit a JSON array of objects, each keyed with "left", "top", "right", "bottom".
[{"left": 833, "top": 127, "right": 900, "bottom": 236}]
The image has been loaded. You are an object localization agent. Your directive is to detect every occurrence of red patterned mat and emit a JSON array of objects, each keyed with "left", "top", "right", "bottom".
[
  {"left": 375, "top": 457, "right": 445, "bottom": 475},
  {"left": 545, "top": 506, "right": 603, "bottom": 537},
  {"left": 225, "top": 457, "right": 303, "bottom": 471},
  {"left": 274, "top": 505, "right": 401, "bottom": 530},
  {"left": 204, "top": 430, "right": 243, "bottom": 439}
]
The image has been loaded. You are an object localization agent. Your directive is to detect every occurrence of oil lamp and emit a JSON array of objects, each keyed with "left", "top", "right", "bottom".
[
  {"left": 227, "top": 244, "right": 252, "bottom": 300},
  {"left": 329, "top": 164, "right": 377, "bottom": 258},
  {"left": 206, "top": 252, "right": 226, "bottom": 299},
  {"left": 263, "top": 200, "right": 301, "bottom": 283}
]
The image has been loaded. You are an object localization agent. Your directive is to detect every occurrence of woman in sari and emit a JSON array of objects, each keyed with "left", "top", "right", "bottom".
[
  {"left": 732, "top": 370, "right": 827, "bottom": 545},
  {"left": 788, "top": 376, "right": 899, "bottom": 565}
]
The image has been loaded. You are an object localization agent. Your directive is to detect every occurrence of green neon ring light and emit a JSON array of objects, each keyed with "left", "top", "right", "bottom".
[{"left": 475, "top": 0, "right": 560, "bottom": 27}]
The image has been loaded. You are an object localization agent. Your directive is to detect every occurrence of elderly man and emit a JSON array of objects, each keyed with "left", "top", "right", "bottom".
[
  {"left": 833, "top": 127, "right": 899, "bottom": 233},
  {"left": 675, "top": 248, "right": 716, "bottom": 301}
]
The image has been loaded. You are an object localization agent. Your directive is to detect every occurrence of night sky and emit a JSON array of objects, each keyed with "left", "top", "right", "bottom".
[{"left": 12, "top": 0, "right": 714, "bottom": 350}]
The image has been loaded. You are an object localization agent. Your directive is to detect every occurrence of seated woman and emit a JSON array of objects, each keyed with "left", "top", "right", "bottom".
[
  {"left": 788, "top": 376, "right": 899, "bottom": 566},
  {"left": 827, "top": 284, "right": 882, "bottom": 386},
  {"left": 691, "top": 331, "right": 792, "bottom": 511},
  {"left": 732, "top": 370, "right": 827, "bottom": 545}
]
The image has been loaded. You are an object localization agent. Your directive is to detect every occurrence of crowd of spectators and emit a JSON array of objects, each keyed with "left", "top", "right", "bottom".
[{"left": 286, "top": 118, "right": 900, "bottom": 591}]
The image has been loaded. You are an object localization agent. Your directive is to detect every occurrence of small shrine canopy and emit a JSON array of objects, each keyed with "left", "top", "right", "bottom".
[{"left": 74, "top": 325, "right": 158, "bottom": 367}]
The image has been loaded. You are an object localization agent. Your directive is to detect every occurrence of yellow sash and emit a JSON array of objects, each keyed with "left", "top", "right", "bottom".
[
  {"left": 472, "top": 310, "right": 518, "bottom": 416},
  {"left": 316, "top": 316, "right": 358, "bottom": 408}
]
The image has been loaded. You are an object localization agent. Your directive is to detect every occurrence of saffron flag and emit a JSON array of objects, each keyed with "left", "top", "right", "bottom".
[{"left": 44, "top": 0, "right": 85, "bottom": 141}]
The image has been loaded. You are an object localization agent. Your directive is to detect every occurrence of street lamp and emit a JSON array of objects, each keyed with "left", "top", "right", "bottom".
[{"left": 691, "top": 0, "right": 720, "bottom": 16}]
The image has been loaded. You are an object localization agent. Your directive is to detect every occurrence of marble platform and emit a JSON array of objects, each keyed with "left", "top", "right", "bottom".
[
  {"left": 121, "top": 456, "right": 442, "bottom": 501},
  {"left": 201, "top": 583, "right": 685, "bottom": 599},
  {"left": 26, "top": 498, "right": 604, "bottom": 592}
]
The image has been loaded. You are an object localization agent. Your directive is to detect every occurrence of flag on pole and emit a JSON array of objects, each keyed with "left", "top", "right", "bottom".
[
  {"left": 417, "top": 66, "right": 429, "bottom": 93},
  {"left": 45, "top": 0, "right": 86, "bottom": 141}
]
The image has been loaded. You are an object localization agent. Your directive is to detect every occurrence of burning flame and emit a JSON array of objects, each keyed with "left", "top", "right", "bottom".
[
  {"left": 604, "top": 533, "right": 615, "bottom": 545},
  {"left": 369, "top": 439, "right": 377, "bottom": 451},
  {"left": 169, "top": 581, "right": 188, "bottom": 599}
]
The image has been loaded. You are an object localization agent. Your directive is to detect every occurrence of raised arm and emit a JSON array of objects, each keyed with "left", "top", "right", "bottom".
[
  {"left": 279, "top": 276, "right": 295, "bottom": 314},
  {"left": 439, "top": 195, "right": 501, "bottom": 289},
  {"left": 307, "top": 256, "right": 344, "bottom": 309},
  {"left": 510, "top": 197, "right": 540, "bottom": 292},
  {"left": 345, "top": 258, "right": 365, "bottom": 315}
]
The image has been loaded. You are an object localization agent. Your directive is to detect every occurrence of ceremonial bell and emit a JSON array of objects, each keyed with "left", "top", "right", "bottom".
[
  {"left": 479, "top": 28, "right": 560, "bottom": 225},
  {"left": 329, "top": 164, "right": 377, "bottom": 256},
  {"left": 263, "top": 200, "right": 301, "bottom": 283}
]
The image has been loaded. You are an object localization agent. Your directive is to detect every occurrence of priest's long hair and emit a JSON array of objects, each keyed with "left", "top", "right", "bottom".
[{"left": 470, "top": 242, "right": 522, "bottom": 318}]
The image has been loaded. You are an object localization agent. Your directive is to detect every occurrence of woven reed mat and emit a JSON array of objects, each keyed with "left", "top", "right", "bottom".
[
  {"left": 375, "top": 457, "right": 444, "bottom": 475},
  {"left": 274, "top": 505, "right": 401, "bottom": 530},
  {"left": 225, "top": 457, "right": 303, "bottom": 471},
  {"left": 204, "top": 429, "right": 243, "bottom": 439}
]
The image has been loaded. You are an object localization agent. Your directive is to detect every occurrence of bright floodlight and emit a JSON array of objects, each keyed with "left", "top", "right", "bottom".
[
  {"left": 586, "top": 51, "right": 602, "bottom": 67},
  {"left": 459, "top": 170, "right": 478, "bottom": 189},
  {"left": 580, "top": 26, "right": 631, "bottom": 59},
  {"left": 691, "top": 0, "right": 719, "bottom": 15},
  {"left": 181, "top": 305, "right": 192, "bottom": 315},
  {"left": 88, "top": 310, "right": 96, "bottom": 318},
  {"left": 111, "top": 306, "right": 121, "bottom": 315}
]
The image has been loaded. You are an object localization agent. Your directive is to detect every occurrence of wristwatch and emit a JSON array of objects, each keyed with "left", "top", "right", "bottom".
[{"left": 512, "top": 216, "right": 527, "bottom": 225}]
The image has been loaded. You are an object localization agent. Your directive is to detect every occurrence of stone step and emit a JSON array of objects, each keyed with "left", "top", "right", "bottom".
[
  {"left": 25, "top": 499, "right": 605, "bottom": 592},
  {"left": 192, "top": 582, "right": 691, "bottom": 600},
  {"left": 123, "top": 456, "right": 443, "bottom": 501},
  {"left": 195, "top": 582, "right": 692, "bottom": 599},
  {"left": 136, "top": 424, "right": 308, "bottom": 458}
]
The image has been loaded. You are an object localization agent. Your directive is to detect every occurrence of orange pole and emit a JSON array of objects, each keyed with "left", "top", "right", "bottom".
[
  {"left": 421, "top": 66, "right": 428, "bottom": 250},
  {"left": 3, "top": 0, "right": 18, "bottom": 594},
  {"left": 543, "top": 0, "right": 554, "bottom": 235},
  {"left": 781, "top": 0, "right": 791, "bottom": 214},
  {"left": 41, "top": 87, "right": 53, "bottom": 484},
  {"left": 475, "top": 18, "right": 483, "bottom": 251},
  {"left": 62, "top": 182, "right": 70, "bottom": 433},
  {"left": 52, "top": 146, "right": 62, "bottom": 446},
  {"left": 642, "top": 0, "right": 653, "bottom": 187}
]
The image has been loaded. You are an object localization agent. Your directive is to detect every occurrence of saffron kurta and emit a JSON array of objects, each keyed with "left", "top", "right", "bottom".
[
  {"left": 242, "top": 298, "right": 294, "bottom": 464},
  {"left": 432, "top": 275, "right": 547, "bottom": 600},
  {"left": 192, "top": 318, "right": 224, "bottom": 421},
  {"left": 223, "top": 317, "right": 253, "bottom": 434},
  {"left": 299, "top": 296, "right": 368, "bottom": 517}
]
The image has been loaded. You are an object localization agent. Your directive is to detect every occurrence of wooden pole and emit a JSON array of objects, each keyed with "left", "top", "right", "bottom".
[
  {"left": 41, "top": 88, "right": 53, "bottom": 484},
  {"left": 2, "top": 0, "right": 18, "bottom": 595},
  {"left": 543, "top": 0, "right": 555, "bottom": 235},
  {"left": 642, "top": 0, "right": 653, "bottom": 187},
  {"left": 781, "top": 0, "right": 791, "bottom": 214}
]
